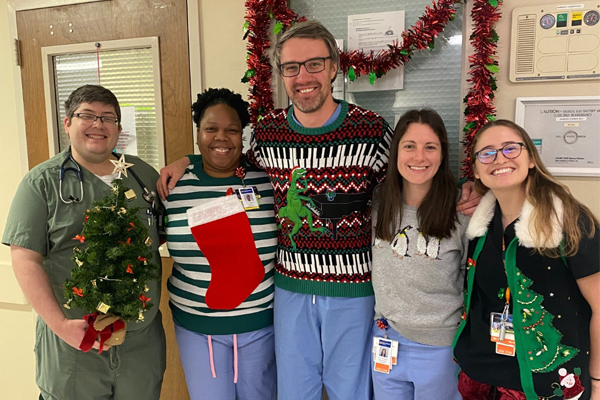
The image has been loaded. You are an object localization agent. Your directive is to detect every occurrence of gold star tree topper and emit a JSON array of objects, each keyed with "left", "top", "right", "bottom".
[{"left": 110, "top": 154, "right": 134, "bottom": 179}]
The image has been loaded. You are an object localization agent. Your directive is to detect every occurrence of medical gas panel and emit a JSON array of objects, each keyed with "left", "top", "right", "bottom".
[{"left": 510, "top": 2, "right": 600, "bottom": 82}]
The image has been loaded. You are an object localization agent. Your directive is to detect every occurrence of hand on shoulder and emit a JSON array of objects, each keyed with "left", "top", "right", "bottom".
[
  {"left": 457, "top": 181, "right": 481, "bottom": 217},
  {"left": 157, "top": 156, "right": 191, "bottom": 200}
]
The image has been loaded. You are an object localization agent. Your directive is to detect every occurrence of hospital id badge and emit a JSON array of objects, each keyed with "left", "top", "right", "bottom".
[
  {"left": 372, "top": 338, "right": 393, "bottom": 374},
  {"left": 235, "top": 187, "right": 260, "bottom": 210},
  {"left": 490, "top": 312, "right": 516, "bottom": 357},
  {"left": 372, "top": 337, "right": 398, "bottom": 365}
]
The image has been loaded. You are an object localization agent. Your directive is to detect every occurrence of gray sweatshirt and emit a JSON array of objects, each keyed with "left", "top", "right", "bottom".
[{"left": 372, "top": 204, "right": 469, "bottom": 346}]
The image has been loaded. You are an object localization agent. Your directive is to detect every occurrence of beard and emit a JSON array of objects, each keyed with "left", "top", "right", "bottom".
[{"left": 286, "top": 83, "right": 331, "bottom": 114}]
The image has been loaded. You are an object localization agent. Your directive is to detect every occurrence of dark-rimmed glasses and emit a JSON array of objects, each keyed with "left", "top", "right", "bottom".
[
  {"left": 73, "top": 113, "right": 119, "bottom": 125},
  {"left": 475, "top": 142, "right": 526, "bottom": 164},
  {"left": 279, "top": 57, "right": 332, "bottom": 77}
]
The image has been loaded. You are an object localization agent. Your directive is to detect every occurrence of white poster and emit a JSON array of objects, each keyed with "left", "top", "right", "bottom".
[
  {"left": 333, "top": 39, "right": 345, "bottom": 100},
  {"left": 116, "top": 106, "right": 138, "bottom": 155},
  {"left": 515, "top": 97, "right": 600, "bottom": 176},
  {"left": 347, "top": 11, "right": 405, "bottom": 92}
]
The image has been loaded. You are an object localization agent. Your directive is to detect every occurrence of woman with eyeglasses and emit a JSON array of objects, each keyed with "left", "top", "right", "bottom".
[{"left": 453, "top": 120, "right": 600, "bottom": 400}]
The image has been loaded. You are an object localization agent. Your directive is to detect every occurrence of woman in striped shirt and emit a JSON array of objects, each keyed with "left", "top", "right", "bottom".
[{"left": 163, "top": 88, "right": 278, "bottom": 400}]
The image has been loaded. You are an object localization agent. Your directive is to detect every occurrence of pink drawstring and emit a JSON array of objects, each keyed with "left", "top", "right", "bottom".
[
  {"left": 207, "top": 334, "right": 238, "bottom": 383},
  {"left": 208, "top": 335, "right": 217, "bottom": 378},
  {"left": 233, "top": 334, "right": 239, "bottom": 383}
]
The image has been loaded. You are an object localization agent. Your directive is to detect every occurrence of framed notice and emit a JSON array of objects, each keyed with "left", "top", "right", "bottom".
[{"left": 515, "top": 96, "right": 600, "bottom": 177}]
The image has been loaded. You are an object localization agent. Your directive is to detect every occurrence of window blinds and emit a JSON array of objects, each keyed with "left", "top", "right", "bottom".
[{"left": 54, "top": 48, "right": 160, "bottom": 170}]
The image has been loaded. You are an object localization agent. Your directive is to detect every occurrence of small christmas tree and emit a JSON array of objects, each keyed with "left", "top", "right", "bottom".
[
  {"left": 514, "top": 267, "right": 577, "bottom": 373},
  {"left": 64, "top": 179, "right": 158, "bottom": 346}
]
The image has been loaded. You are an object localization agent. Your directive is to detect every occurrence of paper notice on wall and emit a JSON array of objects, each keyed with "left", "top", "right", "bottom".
[
  {"left": 347, "top": 11, "right": 404, "bottom": 92},
  {"left": 115, "top": 106, "right": 137, "bottom": 155},
  {"left": 333, "top": 39, "right": 345, "bottom": 100},
  {"left": 524, "top": 105, "right": 600, "bottom": 169}
]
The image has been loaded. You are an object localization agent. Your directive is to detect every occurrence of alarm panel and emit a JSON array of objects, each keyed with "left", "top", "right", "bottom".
[{"left": 510, "top": 2, "right": 600, "bottom": 82}]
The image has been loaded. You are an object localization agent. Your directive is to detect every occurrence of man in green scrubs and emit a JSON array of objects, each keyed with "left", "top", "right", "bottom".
[{"left": 2, "top": 85, "right": 165, "bottom": 400}]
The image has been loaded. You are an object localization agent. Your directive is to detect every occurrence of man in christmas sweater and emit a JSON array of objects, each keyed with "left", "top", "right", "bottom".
[
  {"left": 3, "top": 85, "right": 165, "bottom": 400},
  {"left": 250, "top": 21, "right": 393, "bottom": 400},
  {"left": 158, "top": 21, "right": 480, "bottom": 400}
]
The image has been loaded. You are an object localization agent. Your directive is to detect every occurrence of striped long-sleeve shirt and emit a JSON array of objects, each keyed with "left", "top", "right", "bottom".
[{"left": 163, "top": 157, "right": 277, "bottom": 335}]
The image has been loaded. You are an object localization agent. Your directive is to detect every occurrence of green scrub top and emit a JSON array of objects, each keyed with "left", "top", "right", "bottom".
[{"left": 3, "top": 147, "right": 162, "bottom": 332}]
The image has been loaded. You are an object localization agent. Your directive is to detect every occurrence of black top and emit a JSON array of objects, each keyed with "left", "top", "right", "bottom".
[
  {"left": 455, "top": 202, "right": 599, "bottom": 398},
  {"left": 454, "top": 204, "right": 522, "bottom": 389}
]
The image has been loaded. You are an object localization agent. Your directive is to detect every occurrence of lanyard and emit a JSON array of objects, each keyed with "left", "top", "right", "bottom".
[{"left": 499, "top": 237, "right": 511, "bottom": 341}]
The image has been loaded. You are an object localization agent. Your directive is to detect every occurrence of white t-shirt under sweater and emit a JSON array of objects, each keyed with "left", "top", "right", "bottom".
[{"left": 372, "top": 204, "right": 469, "bottom": 346}]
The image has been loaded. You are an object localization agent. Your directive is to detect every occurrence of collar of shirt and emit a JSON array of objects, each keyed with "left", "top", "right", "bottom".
[{"left": 291, "top": 101, "right": 342, "bottom": 127}]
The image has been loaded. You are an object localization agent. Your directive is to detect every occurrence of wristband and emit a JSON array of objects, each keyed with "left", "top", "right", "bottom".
[{"left": 591, "top": 376, "right": 600, "bottom": 381}]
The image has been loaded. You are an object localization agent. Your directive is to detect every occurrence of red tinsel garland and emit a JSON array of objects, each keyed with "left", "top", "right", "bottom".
[
  {"left": 243, "top": 0, "right": 460, "bottom": 123},
  {"left": 461, "top": 0, "right": 502, "bottom": 178},
  {"left": 242, "top": 0, "right": 501, "bottom": 178},
  {"left": 242, "top": 0, "right": 305, "bottom": 123}
]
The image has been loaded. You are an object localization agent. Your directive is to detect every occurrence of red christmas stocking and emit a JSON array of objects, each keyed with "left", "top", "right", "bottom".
[{"left": 186, "top": 195, "right": 265, "bottom": 310}]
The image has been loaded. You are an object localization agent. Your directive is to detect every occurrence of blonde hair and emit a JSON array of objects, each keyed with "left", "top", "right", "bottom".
[{"left": 470, "top": 120, "right": 598, "bottom": 257}]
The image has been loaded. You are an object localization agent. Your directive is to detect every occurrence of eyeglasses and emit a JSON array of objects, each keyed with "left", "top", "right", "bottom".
[
  {"left": 279, "top": 57, "right": 332, "bottom": 77},
  {"left": 73, "top": 113, "right": 119, "bottom": 125},
  {"left": 475, "top": 142, "right": 526, "bottom": 164}
]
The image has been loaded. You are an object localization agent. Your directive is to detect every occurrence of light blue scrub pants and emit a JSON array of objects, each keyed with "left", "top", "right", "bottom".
[
  {"left": 174, "top": 323, "right": 276, "bottom": 400},
  {"left": 274, "top": 287, "right": 374, "bottom": 400},
  {"left": 371, "top": 323, "right": 461, "bottom": 400}
]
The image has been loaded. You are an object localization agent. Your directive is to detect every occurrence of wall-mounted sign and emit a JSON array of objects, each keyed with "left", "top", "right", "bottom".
[{"left": 515, "top": 96, "right": 600, "bottom": 176}]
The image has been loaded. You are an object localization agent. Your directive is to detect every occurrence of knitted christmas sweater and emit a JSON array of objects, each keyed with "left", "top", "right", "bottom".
[{"left": 248, "top": 100, "right": 393, "bottom": 298}]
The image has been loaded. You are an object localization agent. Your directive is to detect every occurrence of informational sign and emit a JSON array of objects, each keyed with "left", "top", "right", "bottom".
[
  {"left": 347, "top": 10, "right": 405, "bottom": 92},
  {"left": 333, "top": 39, "right": 345, "bottom": 100},
  {"left": 115, "top": 106, "right": 138, "bottom": 155},
  {"left": 515, "top": 97, "right": 600, "bottom": 176}
]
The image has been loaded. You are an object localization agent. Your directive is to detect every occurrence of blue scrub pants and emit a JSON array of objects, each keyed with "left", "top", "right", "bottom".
[
  {"left": 371, "top": 323, "right": 461, "bottom": 400},
  {"left": 174, "top": 323, "right": 276, "bottom": 400},
  {"left": 274, "top": 287, "right": 374, "bottom": 400}
]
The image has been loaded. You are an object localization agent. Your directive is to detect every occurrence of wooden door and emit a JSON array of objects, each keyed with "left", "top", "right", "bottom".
[{"left": 16, "top": 1, "right": 192, "bottom": 399}]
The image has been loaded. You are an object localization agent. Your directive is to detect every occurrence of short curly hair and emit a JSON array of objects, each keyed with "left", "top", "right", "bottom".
[{"left": 192, "top": 88, "right": 250, "bottom": 129}]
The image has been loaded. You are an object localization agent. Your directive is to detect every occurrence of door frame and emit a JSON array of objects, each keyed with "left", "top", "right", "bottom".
[{"left": 7, "top": 0, "right": 203, "bottom": 175}]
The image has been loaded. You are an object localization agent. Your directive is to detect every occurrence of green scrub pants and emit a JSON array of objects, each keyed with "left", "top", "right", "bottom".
[{"left": 36, "top": 311, "right": 166, "bottom": 400}]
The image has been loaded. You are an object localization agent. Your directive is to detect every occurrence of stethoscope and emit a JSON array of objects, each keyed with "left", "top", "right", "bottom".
[{"left": 59, "top": 151, "right": 159, "bottom": 225}]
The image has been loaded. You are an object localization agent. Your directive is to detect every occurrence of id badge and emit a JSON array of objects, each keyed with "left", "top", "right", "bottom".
[
  {"left": 372, "top": 337, "right": 398, "bottom": 365},
  {"left": 372, "top": 337, "right": 393, "bottom": 374},
  {"left": 235, "top": 187, "right": 260, "bottom": 210},
  {"left": 490, "top": 312, "right": 516, "bottom": 356}
]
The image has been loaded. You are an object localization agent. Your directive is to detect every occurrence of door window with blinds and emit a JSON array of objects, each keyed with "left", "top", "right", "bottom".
[
  {"left": 41, "top": 37, "right": 165, "bottom": 170},
  {"left": 289, "top": 0, "right": 465, "bottom": 177}
]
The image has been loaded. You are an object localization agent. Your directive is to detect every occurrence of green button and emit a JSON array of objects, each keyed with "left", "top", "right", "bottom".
[{"left": 557, "top": 13, "right": 568, "bottom": 22}]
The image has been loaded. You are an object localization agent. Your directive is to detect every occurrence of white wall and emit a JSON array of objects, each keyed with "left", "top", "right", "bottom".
[
  {"left": 0, "top": 0, "right": 38, "bottom": 397},
  {"left": 198, "top": 0, "right": 248, "bottom": 96}
]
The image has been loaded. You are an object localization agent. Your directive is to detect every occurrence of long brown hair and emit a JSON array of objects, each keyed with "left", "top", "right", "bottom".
[
  {"left": 374, "top": 109, "right": 459, "bottom": 241},
  {"left": 470, "top": 120, "right": 599, "bottom": 257}
]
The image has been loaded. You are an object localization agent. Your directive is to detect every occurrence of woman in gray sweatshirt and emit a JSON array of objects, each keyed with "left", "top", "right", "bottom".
[{"left": 371, "top": 109, "right": 469, "bottom": 400}]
